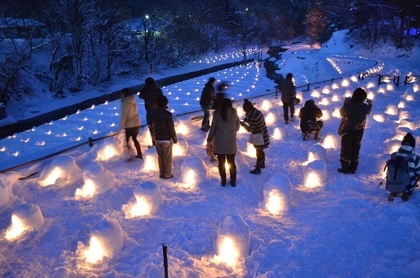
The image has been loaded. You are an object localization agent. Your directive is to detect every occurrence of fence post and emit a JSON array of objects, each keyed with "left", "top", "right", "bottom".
[
  {"left": 394, "top": 75, "right": 400, "bottom": 87},
  {"left": 163, "top": 243, "right": 169, "bottom": 278}
]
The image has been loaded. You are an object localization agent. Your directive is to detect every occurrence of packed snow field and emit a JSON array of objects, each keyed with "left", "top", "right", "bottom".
[{"left": 0, "top": 30, "right": 420, "bottom": 277}]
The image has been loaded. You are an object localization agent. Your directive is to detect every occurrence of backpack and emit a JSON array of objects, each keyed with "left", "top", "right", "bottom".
[{"left": 383, "top": 154, "right": 411, "bottom": 193}]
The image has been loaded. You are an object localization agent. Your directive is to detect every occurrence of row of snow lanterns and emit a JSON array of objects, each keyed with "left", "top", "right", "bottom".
[
  {"left": 0, "top": 62, "right": 260, "bottom": 159},
  {"left": 165, "top": 63, "right": 260, "bottom": 112},
  {"left": 194, "top": 48, "right": 259, "bottom": 64}
]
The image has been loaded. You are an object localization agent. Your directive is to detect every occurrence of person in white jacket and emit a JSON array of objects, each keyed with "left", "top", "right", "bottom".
[{"left": 119, "top": 88, "right": 142, "bottom": 159}]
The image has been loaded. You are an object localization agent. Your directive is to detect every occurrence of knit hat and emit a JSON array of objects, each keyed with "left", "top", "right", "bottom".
[
  {"left": 402, "top": 132, "right": 415, "bottom": 148},
  {"left": 243, "top": 99, "right": 253, "bottom": 112}
]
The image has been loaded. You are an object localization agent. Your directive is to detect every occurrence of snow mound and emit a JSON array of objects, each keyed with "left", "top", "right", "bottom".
[
  {"left": 75, "top": 162, "right": 118, "bottom": 199},
  {"left": 179, "top": 156, "right": 208, "bottom": 186},
  {"left": 262, "top": 174, "right": 293, "bottom": 214},
  {"left": 38, "top": 156, "right": 82, "bottom": 187}
]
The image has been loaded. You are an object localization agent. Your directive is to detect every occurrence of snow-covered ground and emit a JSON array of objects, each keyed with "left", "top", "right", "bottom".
[{"left": 0, "top": 30, "right": 420, "bottom": 277}]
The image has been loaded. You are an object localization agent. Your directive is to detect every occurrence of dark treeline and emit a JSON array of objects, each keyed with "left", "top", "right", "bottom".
[{"left": 0, "top": 0, "right": 419, "bottom": 104}]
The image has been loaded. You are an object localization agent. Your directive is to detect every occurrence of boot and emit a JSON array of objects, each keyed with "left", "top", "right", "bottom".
[
  {"left": 229, "top": 166, "right": 237, "bottom": 187},
  {"left": 337, "top": 160, "right": 350, "bottom": 174},
  {"left": 219, "top": 165, "right": 226, "bottom": 186},
  {"left": 250, "top": 168, "right": 261, "bottom": 174},
  {"left": 251, "top": 160, "right": 263, "bottom": 174},
  {"left": 134, "top": 142, "right": 143, "bottom": 159},
  {"left": 349, "top": 161, "right": 358, "bottom": 174}
]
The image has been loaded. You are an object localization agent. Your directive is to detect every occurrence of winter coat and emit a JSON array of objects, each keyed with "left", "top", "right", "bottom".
[
  {"left": 119, "top": 95, "right": 141, "bottom": 130},
  {"left": 339, "top": 101, "right": 372, "bottom": 135},
  {"left": 243, "top": 108, "right": 269, "bottom": 149},
  {"left": 207, "top": 107, "right": 240, "bottom": 155},
  {"left": 299, "top": 101, "right": 323, "bottom": 133},
  {"left": 199, "top": 82, "right": 215, "bottom": 107},
  {"left": 280, "top": 79, "right": 296, "bottom": 103},
  {"left": 147, "top": 107, "right": 177, "bottom": 143},
  {"left": 139, "top": 84, "right": 163, "bottom": 112},
  {"left": 392, "top": 144, "right": 420, "bottom": 189}
]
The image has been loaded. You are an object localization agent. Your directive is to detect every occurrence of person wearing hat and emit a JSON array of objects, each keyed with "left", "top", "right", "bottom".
[
  {"left": 147, "top": 95, "right": 177, "bottom": 179},
  {"left": 139, "top": 77, "right": 164, "bottom": 146},
  {"left": 199, "top": 77, "right": 216, "bottom": 131},
  {"left": 278, "top": 72, "right": 296, "bottom": 124},
  {"left": 299, "top": 99, "right": 323, "bottom": 141},
  {"left": 388, "top": 132, "right": 420, "bottom": 201},
  {"left": 240, "top": 99, "right": 270, "bottom": 174},
  {"left": 337, "top": 87, "right": 373, "bottom": 174}
]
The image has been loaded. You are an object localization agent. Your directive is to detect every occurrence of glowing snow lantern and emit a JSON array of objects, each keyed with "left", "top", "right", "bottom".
[
  {"left": 128, "top": 181, "right": 164, "bottom": 217},
  {"left": 216, "top": 215, "right": 250, "bottom": 266},
  {"left": 5, "top": 204, "right": 44, "bottom": 241},
  {"left": 180, "top": 157, "right": 207, "bottom": 188},
  {"left": 341, "top": 79, "right": 350, "bottom": 87},
  {"left": 272, "top": 128, "right": 282, "bottom": 140},
  {"left": 385, "top": 105, "right": 398, "bottom": 116},
  {"left": 143, "top": 155, "right": 158, "bottom": 172},
  {"left": 75, "top": 162, "right": 116, "bottom": 199},
  {"left": 176, "top": 122, "right": 190, "bottom": 136},
  {"left": 262, "top": 174, "right": 292, "bottom": 215},
  {"left": 173, "top": 138, "right": 188, "bottom": 157},
  {"left": 373, "top": 114, "right": 385, "bottom": 123},
  {"left": 303, "top": 160, "right": 327, "bottom": 189},
  {"left": 260, "top": 99, "right": 271, "bottom": 111},
  {"left": 398, "top": 101, "right": 405, "bottom": 109},
  {"left": 331, "top": 95, "right": 340, "bottom": 102},
  {"left": 38, "top": 156, "right": 82, "bottom": 187},
  {"left": 311, "top": 90, "right": 321, "bottom": 98},
  {"left": 322, "top": 134, "right": 338, "bottom": 149},
  {"left": 307, "top": 143, "right": 327, "bottom": 164},
  {"left": 97, "top": 143, "right": 119, "bottom": 161},
  {"left": 332, "top": 108, "right": 341, "bottom": 118},
  {"left": 83, "top": 218, "right": 123, "bottom": 263},
  {"left": 264, "top": 112, "right": 275, "bottom": 126},
  {"left": 246, "top": 143, "right": 257, "bottom": 158}
]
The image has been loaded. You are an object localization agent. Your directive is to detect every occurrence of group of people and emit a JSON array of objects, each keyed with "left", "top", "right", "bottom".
[
  {"left": 200, "top": 77, "right": 270, "bottom": 187},
  {"left": 119, "top": 74, "right": 419, "bottom": 201},
  {"left": 276, "top": 74, "right": 420, "bottom": 202},
  {"left": 119, "top": 77, "right": 177, "bottom": 180}
]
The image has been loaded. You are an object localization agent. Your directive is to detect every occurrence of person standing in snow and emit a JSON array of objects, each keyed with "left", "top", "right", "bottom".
[
  {"left": 207, "top": 98, "right": 240, "bottom": 187},
  {"left": 118, "top": 88, "right": 142, "bottom": 159},
  {"left": 386, "top": 132, "right": 420, "bottom": 202},
  {"left": 240, "top": 99, "right": 269, "bottom": 174},
  {"left": 199, "top": 77, "right": 215, "bottom": 131},
  {"left": 148, "top": 95, "right": 177, "bottom": 179},
  {"left": 337, "top": 87, "right": 372, "bottom": 174},
  {"left": 299, "top": 99, "right": 323, "bottom": 141},
  {"left": 139, "top": 77, "right": 163, "bottom": 146},
  {"left": 211, "top": 82, "right": 228, "bottom": 111},
  {"left": 279, "top": 73, "right": 296, "bottom": 124}
]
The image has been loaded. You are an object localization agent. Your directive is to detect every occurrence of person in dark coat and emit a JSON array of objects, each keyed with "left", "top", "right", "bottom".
[
  {"left": 207, "top": 98, "right": 240, "bottom": 187},
  {"left": 148, "top": 95, "right": 177, "bottom": 179},
  {"left": 139, "top": 77, "right": 163, "bottom": 145},
  {"left": 299, "top": 99, "right": 323, "bottom": 141},
  {"left": 240, "top": 99, "right": 270, "bottom": 174},
  {"left": 338, "top": 87, "right": 373, "bottom": 174},
  {"left": 199, "top": 77, "right": 215, "bottom": 131},
  {"left": 279, "top": 73, "right": 296, "bottom": 124},
  {"left": 118, "top": 88, "right": 142, "bottom": 159},
  {"left": 211, "top": 82, "right": 228, "bottom": 110},
  {"left": 387, "top": 132, "right": 420, "bottom": 202}
]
